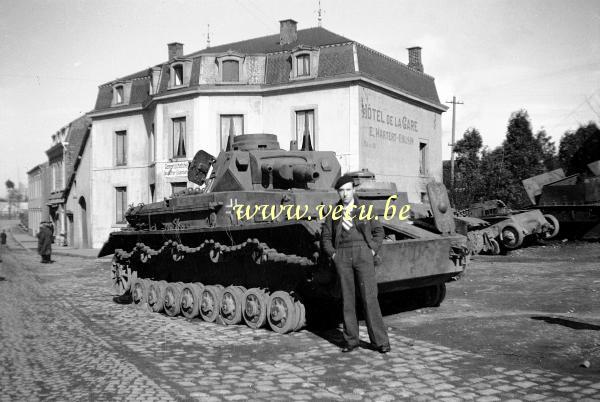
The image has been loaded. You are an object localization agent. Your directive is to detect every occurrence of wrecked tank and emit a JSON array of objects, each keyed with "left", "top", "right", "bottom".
[
  {"left": 100, "top": 132, "right": 467, "bottom": 334},
  {"left": 463, "top": 199, "right": 559, "bottom": 251},
  {"left": 522, "top": 161, "right": 600, "bottom": 240}
]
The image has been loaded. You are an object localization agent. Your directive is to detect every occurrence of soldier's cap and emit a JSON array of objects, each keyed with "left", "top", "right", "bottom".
[{"left": 334, "top": 175, "right": 355, "bottom": 190}]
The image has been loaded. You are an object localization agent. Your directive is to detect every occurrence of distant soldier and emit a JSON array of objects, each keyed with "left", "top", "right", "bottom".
[
  {"left": 0, "top": 229, "right": 6, "bottom": 262},
  {"left": 37, "top": 222, "right": 53, "bottom": 263}
]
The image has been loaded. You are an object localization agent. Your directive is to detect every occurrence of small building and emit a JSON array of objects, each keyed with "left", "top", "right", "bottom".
[
  {"left": 44, "top": 114, "right": 92, "bottom": 246},
  {"left": 88, "top": 19, "right": 447, "bottom": 248},
  {"left": 64, "top": 119, "right": 93, "bottom": 248},
  {"left": 27, "top": 163, "right": 51, "bottom": 236}
]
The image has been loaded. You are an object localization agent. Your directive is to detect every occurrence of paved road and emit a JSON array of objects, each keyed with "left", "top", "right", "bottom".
[{"left": 1, "top": 223, "right": 599, "bottom": 401}]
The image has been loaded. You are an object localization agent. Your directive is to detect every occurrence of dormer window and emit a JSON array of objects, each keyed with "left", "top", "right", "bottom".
[
  {"left": 290, "top": 46, "right": 319, "bottom": 81},
  {"left": 173, "top": 64, "right": 184, "bottom": 86},
  {"left": 222, "top": 60, "right": 240, "bottom": 82},
  {"left": 167, "top": 59, "right": 192, "bottom": 89},
  {"left": 296, "top": 54, "right": 310, "bottom": 76},
  {"left": 115, "top": 85, "right": 124, "bottom": 104},
  {"left": 110, "top": 81, "right": 132, "bottom": 107},
  {"left": 216, "top": 52, "right": 245, "bottom": 84}
]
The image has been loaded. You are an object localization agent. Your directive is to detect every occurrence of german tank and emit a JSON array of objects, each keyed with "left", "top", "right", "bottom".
[
  {"left": 100, "top": 132, "right": 467, "bottom": 333},
  {"left": 522, "top": 161, "right": 600, "bottom": 240}
]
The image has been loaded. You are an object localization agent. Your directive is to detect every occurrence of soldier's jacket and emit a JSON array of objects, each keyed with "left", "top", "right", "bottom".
[{"left": 321, "top": 196, "right": 384, "bottom": 263}]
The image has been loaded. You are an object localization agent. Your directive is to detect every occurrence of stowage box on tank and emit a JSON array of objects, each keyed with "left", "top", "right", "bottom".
[{"left": 101, "top": 133, "right": 467, "bottom": 334}]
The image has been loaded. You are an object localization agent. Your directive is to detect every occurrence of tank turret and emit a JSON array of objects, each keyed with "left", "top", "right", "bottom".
[{"left": 188, "top": 134, "right": 340, "bottom": 192}]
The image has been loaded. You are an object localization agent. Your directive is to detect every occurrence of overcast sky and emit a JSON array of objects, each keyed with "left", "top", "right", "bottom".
[{"left": 1, "top": 0, "right": 599, "bottom": 195}]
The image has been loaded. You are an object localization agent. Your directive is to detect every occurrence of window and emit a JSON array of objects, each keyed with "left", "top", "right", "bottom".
[
  {"left": 220, "top": 115, "right": 244, "bottom": 150},
  {"left": 173, "top": 64, "right": 184, "bottom": 86},
  {"left": 171, "top": 118, "right": 186, "bottom": 158},
  {"left": 51, "top": 161, "right": 63, "bottom": 191},
  {"left": 51, "top": 164, "right": 56, "bottom": 191},
  {"left": 222, "top": 60, "right": 240, "bottom": 82},
  {"left": 171, "top": 182, "right": 187, "bottom": 195},
  {"left": 295, "top": 110, "right": 315, "bottom": 149},
  {"left": 419, "top": 142, "right": 428, "bottom": 175},
  {"left": 296, "top": 54, "right": 310, "bottom": 76},
  {"left": 149, "top": 184, "right": 155, "bottom": 203},
  {"left": 115, "top": 187, "right": 127, "bottom": 223},
  {"left": 290, "top": 46, "right": 318, "bottom": 80},
  {"left": 115, "top": 131, "right": 127, "bottom": 166},
  {"left": 149, "top": 123, "right": 155, "bottom": 163},
  {"left": 115, "top": 85, "right": 124, "bottom": 104}
]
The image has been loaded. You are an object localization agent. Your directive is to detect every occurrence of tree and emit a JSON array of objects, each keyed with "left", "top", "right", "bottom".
[
  {"left": 558, "top": 122, "right": 600, "bottom": 174},
  {"left": 5, "top": 179, "right": 15, "bottom": 218},
  {"left": 503, "top": 110, "right": 546, "bottom": 180},
  {"left": 535, "top": 129, "right": 558, "bottom": 171},
  {"left": 452, "top": 128, "right": 485, "bottom": 208},
  {"left": 496, "top": 110, "right": 547, "bottom": 206}
]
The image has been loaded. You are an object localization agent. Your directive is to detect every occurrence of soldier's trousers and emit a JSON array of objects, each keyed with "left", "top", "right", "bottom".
[{"left": 334, "top": 243, "right": 389, "bottom": 348}]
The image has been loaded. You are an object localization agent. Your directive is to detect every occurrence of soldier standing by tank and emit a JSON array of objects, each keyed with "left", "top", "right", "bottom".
[
  {"left": 37, "top": 222, "right": 53, "bottom": 263},
  {"left": 321, "top": 175, "right": 391, "bottom": 353}
]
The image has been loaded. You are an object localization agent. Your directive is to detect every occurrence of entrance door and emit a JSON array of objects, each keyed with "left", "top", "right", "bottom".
[
  {"left": 68, "top": 214, "right": 74, "bottom": 247},
  {"left": 79, "top": 197, "right": 89, "bottom": 248}
]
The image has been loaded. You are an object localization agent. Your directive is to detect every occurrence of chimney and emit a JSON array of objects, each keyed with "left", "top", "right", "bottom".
[
  {"left": 407, "top": 47, "right": 423, "bottom": 72},
  {"left": 279, "top": 19, "right": 298, "bottom": 45},
  {"left": 168, "top": 42, "right": 184, "bottom": 60}
]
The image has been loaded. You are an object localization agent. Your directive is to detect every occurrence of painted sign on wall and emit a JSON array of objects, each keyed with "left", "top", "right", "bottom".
[
  {"left": 164, "top": 161, "right": 189, "bottom": 178},
  {"left": 358, "top": 86, "right": 441, "bottom": 200}
]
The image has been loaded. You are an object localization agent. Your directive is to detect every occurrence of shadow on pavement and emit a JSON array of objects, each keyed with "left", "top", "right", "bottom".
[{"left": 531, "top": 316, "right": 600, "bottom": 331}]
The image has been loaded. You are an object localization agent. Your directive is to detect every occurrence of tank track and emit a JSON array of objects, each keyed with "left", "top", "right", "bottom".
[{"left": 110, "top": 238, "right": 310, "bottom": 334}]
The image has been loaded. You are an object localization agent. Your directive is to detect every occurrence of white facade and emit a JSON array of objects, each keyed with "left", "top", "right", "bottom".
[{"left": 89, "top": 84, "right": 442, "bottom": 248}]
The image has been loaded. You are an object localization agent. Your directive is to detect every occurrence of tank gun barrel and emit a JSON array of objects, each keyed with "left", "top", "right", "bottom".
[
  {"left": 269, "top": 162, "right": 319, "bottom": 184},
  {"left": 293, "top": 165, "right": 319, "bottom": 182}
]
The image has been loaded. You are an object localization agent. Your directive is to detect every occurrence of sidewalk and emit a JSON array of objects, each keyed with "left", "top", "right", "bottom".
[{"left": 9, "top": 227, "right": 106, "bottom": 260}]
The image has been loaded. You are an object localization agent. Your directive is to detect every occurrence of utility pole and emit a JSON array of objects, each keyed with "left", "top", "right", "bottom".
[{"left": 446, "top": 96, "right": 463, "bottom": 199}]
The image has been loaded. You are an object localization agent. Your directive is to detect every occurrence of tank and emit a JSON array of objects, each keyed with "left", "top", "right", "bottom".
[
  {"left": 522, "top": 162, "right": 600, "bottom": 240},
  {"left": 100, "top": 133, "right": 467, "bottom": 334},
  {"left": 463, "top": 199, "right": 559, "bottom": 250}
]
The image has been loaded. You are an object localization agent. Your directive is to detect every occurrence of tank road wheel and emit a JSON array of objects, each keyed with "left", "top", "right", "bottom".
[
  {"left": 293, "top": 300, "right": 306, "bottom": 332},
  {"left": 543, "top": 214, "right": 560, "bottom": 239},
  {"left": 489, "top": 238, "right": 501, "bottom": 255},
  {"left": 164, "top": 283, "right": 184, "bottom": 317},
  {"left": 501, "top": 225, "right": 524, "bottom": 249},
  {"left": 243, "top": 288, "right": 269, "bottom": 329},
  {"left": 111, "top": 259, "right": 132, "bottom": 296},
  {"left": 200, "top": 285, "right": 224, "bottom": 322},
  {"left": 131, "top": 278, "right": 148, "bottom": 308},
  {"left": 267, "top": 291, "right": 297, "bottom": 334},
  {"left": 180, "top": 283, "right": 204, "bottom": 319},
  {"left": 147, "top": 280, "right": 167, "bottom": 313},
  {"left": 422, "top": 283, "right": 446, "bottom": 307},
  {"left": 220, "top": 286, "right": 246, "bottom": 325},
  {"left": 433, "top": 283, "right": 446, "bottom": 306}
]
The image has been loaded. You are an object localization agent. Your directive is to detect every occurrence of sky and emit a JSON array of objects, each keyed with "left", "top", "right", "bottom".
[{"left": 1, "top": 0, "right": 599, "bottom": 196}]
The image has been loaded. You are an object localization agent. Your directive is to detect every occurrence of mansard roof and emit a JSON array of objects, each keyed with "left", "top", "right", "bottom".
[{"left": 93, "top": 26, "right": 443, "bottom": 113}]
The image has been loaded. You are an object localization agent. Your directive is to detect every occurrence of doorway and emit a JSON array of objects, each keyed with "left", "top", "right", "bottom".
[{"left": 79, "top": 197, "right": 89, "bottom": 248}]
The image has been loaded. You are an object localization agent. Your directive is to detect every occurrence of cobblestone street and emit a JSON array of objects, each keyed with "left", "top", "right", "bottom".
[{"left": 1, "top": 227, "right": 599, "bottom": 401}]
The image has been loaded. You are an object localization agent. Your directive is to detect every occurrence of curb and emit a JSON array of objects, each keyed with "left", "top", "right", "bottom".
[
  {"left": 9, "top": 231, "right": 33, "bottom": 255},
  {"left": 53, "top": 250, "right": 105, "bottom": 260},
  {"left": 8, "top": 229, "right": 105, "bottom": 260}
]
